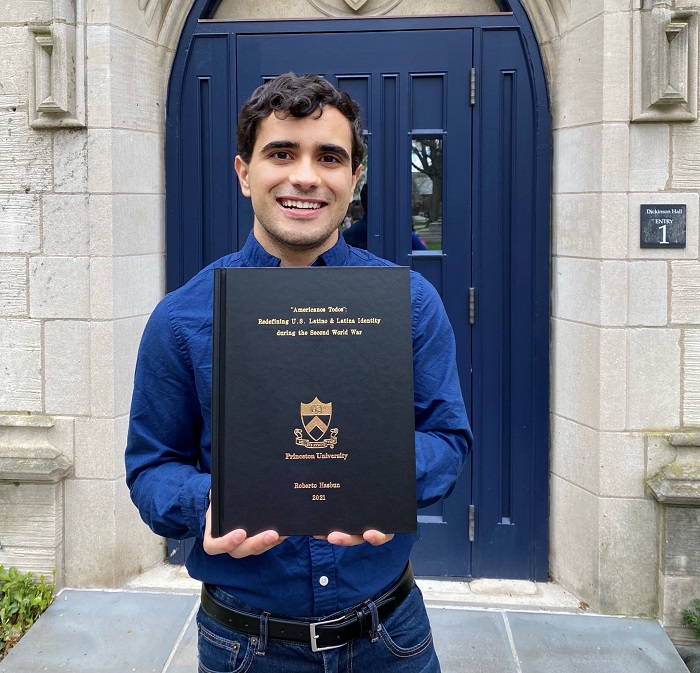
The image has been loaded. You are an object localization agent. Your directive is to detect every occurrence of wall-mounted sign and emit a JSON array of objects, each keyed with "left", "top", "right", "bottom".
[{"left": 640, "top": 204, "right": 686, "bottom": 248}]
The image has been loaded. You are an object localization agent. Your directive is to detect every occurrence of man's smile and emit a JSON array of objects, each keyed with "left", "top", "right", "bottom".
[{"left": 278, "top": 198, "right": 326, "bottom": 211}]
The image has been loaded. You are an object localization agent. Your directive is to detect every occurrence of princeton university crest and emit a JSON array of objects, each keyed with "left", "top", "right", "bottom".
[{"left": 294, "top": 397, "right": 339, "bottom": 449}]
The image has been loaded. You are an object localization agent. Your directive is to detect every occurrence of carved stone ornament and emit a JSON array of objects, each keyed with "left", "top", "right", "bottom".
[
  {"left": 308, "top": 0, "right": 402, "bottom": 17},
  {"left": 633, "top": 1, "right": 699, "bottom": 122},
  {"left": 28, "top": 17, "right": 86, "bottom": 128}
]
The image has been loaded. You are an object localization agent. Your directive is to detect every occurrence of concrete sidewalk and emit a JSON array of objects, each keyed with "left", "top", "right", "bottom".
[{"left": 0, "top": 569, "right": 690, "bottom": 673}]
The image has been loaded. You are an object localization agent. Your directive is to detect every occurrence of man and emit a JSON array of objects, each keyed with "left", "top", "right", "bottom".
[{"left": 126, "top": 73, "right": 471, "bottom": 672}]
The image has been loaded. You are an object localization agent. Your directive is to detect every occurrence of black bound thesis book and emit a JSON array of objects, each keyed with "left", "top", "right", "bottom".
[{"left": 211, "top": 266, "right": 416, "bottom": 537}]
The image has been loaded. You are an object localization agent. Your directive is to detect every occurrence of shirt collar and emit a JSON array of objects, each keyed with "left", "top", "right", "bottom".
[{"left": 239, "top": 231, "right": 349, "bottom": 268}]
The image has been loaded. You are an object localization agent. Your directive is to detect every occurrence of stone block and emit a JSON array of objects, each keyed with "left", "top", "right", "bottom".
[
  {"left": 628, "top": 261, "right": 668, "bottom": 327},
  {"left": 29, "top": 256, "right": 90, "bottom": 318},
  {"left": 44, "top": 320, "right": 91, "bottom": 415},
  {"left": 0, "top": 481, "right": 63, "bottom": 581},
  {"left": 554, "top": 124, "right": 628, "bottom": 193},
  {"left": 663, "top": 507, "right": 700, "bottom": 575},
  {"left": 64, "top": 478, "right": 118, "bottom": 587},
  {"left": 112, "top": 254, "right": 165, "bottom": 319},
  {"left": 0, "top": 27, "right": 31, "bottom": 108},
  {"left": 0, "top": 194, "right": 41, "bottom": 253},
  {"left": 0, "top": 108, "right": 52, "bottom": 192},
  {"left": 601, "top": 12, "right": 632, "bottom": 123},
  {"left": 628, "top": 192, "right": 699, "bottom": 260},
  {"left": 629, "top": 124, "right": 671, "bottom": 192},
  {"left": 89, "top": 321, "right": 115, "bottom": 416},
  {"left": 600, "top": 261, "right": 628, "bottom": 326},
  {"left": 553, "top": 126, "right": 602, "bottom": 193},
  {"left": 42, "top": 194, "right": 90, "bottom": 255},
  {"left": 53, "top": 129, "right": 88, "bottom": 193},
  {"left": 87, "top": 195, "right": 113, "bottom": 256},
  {"left": 551, "top": 318, "right": 601, "bottom": 427},
  {"left": 89, "top": 256, "right": 112, "bottom": 320},
  {"left": 659, "top": 573, "right": 700, "bottom": 643},
  {"left": 685, "top": 330, "right": 700, "bottom": 427},
  {"left": 598, "top": 496, "right": 658, "bottom": 616},
  {"left": 552, "top": 193, "right": 628, "bottom": 260},
  {"left": 87, "top": 26, "right": 166, "bottom": 133},
  {"left": 599, "top": 432, "right": 646, "bottom": 498},
  {"left": 554, "top": 16, "right": 605, "bottom": 128},
  {"left": 599, "top": 328, "right": 627, "bottom": 431},
  {"left": 552, "top": 257, "right": 602, "bottom": 325},
  {"left": 673, "top": 123, "right": 700, "bottom": 190},
  {"left": 86, "top": 128, "right": 113, "bottom": 193},
  {"left": 74, "top": 417, "right": 127, "bottom": 480},
  {"left": 551, "top": 414, "right": 599, "bottom": 495},
  {"left": 671, "top": 261, "right": 700, "bottom": 324},
  {"left": 0, "top": 319, "right": 42, "bottom": 411},
  {"left": 0, "top": 256, "right": 26, "bottom": 316},
  {"left": 550, "top": 475, "right": 600, "bottom": 608},
  {"left": 627, "top": 328, "right": 681, "bottom": 430},
  {"left": 112, "top": 194, "right": 166, "bottom": 256},
  {"left": 0, "top": 1, "right": 51, "bottom": 23},
  {"left": 88, "top": 128, "right": 164, "bottom": 194},
  {"left": 602, "top": 125, "right": 630, "bottom": 193}
]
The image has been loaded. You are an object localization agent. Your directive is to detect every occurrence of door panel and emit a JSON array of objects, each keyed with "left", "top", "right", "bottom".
[{"left": 235, "top": 28, "right": 473, "bottom": 577}]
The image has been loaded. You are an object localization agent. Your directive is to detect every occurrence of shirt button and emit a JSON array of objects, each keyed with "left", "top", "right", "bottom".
[{"left": 319, "top": 575, "right": 329, "bottom": 587}]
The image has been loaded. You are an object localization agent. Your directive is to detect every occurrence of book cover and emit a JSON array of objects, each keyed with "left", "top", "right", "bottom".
[{"left": 211, "top": 266, "right": 416, "bottom": 537}]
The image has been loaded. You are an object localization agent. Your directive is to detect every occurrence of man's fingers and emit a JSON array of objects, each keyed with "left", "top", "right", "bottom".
[
  {"left": 228, "top": 530, "right": 288, "bottom": 558},
  {"left": 323, "top": 530, "right": 395, "bottom": 546},
  {"left": 363, "top": 530, "right": 394, "bottom": 546}
]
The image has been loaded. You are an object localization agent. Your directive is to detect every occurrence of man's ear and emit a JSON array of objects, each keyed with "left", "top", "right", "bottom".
[{"left": 234, "top": 155, "right": 251, "bottom": 197}]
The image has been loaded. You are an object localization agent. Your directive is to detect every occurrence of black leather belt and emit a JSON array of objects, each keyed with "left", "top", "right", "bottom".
[{"left": 200, "top": 563, "right": 414, "bottom": 653}]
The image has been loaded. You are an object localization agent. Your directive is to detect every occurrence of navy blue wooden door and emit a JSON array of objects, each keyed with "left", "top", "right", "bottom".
[
  {"left": 166, "top": 12, "right": 551, "bottom": 580},
  {"left": 234, "top": 28, "right": 473, "bottom": 577}
]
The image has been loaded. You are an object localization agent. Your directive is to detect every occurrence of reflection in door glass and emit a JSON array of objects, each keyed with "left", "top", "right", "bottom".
[
  {"left": 411, "top": 137, "right": 443, "bottom": 251},
  {"left": 341, "top": 140, "right": 368, "bottom": 249}
]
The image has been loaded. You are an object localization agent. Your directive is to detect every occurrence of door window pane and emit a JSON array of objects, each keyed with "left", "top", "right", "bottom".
[{"left": 411, "top": 137, "right": 443, "bottom": 251}]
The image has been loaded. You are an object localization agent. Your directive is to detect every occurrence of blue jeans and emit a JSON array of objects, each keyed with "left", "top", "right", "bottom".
[{"left": 196, "top": 583, "right": 440, "bottom": 673}]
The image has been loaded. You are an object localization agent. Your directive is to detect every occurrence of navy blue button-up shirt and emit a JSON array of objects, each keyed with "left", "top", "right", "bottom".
[{"left": 126, "top": 232, "right": 471, "bottom": 618}]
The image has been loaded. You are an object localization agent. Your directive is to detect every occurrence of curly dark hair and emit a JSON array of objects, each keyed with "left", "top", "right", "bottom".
[{"left": 236, "top": 73, "right": 365, "bottom": 173}]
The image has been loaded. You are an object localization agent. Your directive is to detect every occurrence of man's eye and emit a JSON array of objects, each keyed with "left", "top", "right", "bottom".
[
  {"left": 320, "top": 155, "right": 340, "bottom": 163},
  {"left": 272, "top": 151, "right": 291, "bottom": 160}
]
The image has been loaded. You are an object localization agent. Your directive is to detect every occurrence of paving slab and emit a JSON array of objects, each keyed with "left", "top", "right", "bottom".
[
  {"left": 507, "top": 611, "right": 690, "bottom": 673},
  {"left": 428, "top": 607, "right": 519, "bottom": 673},
  {"left": 0, "top": 590, "right": 198, "bottom": 673}
]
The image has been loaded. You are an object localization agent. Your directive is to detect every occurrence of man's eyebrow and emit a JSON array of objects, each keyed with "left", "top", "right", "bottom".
[
  {"left": 318, "top": 144, "right": 350, "bottom": 161},
  {"left": 259, "top": 140, "right": 299, "bottom": 154}
]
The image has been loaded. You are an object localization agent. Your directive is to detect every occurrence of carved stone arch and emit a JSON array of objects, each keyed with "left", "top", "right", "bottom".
[{"left": 152, "top": 0, "right": 567, "bottom": 54}]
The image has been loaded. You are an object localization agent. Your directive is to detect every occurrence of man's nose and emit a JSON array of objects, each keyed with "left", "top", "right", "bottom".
[{"left": 288, "top": 157, "right": 321, "bottom": 189}]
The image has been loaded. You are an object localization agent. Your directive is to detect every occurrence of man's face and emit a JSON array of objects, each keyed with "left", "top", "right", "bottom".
[{"left": 234, "top": 106, "right": 362, "bottom": 262}]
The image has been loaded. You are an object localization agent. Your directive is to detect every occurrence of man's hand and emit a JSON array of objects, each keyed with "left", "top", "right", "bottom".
[
  {"left": 203, "top": 500, "right": 287, "bottom": 558},
  {"left": 314, "top": 530, "right": 394, "bottom": 546}
]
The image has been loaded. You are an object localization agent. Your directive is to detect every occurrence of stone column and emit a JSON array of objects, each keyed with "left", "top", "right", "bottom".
[
  {"left": 0, "top": 415, "right": 72, "bottom": 586},
  {"left": 648, "top": 434, "right": 700, "bottom": 643}
]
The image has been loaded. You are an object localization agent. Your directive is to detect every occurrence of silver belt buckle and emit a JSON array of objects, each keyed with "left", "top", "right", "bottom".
[{"left": 309, "top": 614, "right": 348, "bottom": 652}]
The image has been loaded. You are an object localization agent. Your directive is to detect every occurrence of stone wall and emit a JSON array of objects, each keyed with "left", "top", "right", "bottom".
[
  {"left": 548, "top": 0, "right": 700, "bottom": 625},
  {"left": 0, "top": 0, "right": 168, "bottom": 587},
  {"left": 1, "top": 0, "right": 700, "bottom": 641}
]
